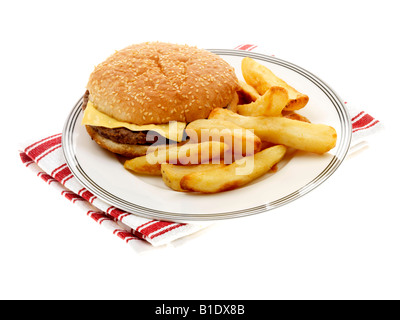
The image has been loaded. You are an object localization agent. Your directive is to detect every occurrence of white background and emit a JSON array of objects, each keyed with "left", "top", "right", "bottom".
[{"left": 1, "top": 0, "right": 399, "bottom": 300}]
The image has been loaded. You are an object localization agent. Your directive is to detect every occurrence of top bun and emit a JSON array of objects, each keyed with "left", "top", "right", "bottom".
[{"left": 86, "top": 42, "right": 240, "bottom": 125}]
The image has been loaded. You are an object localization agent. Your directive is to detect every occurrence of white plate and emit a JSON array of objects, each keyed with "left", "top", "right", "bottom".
[{"left": 62, "top": 49, "right": 352, "bottom": 221}]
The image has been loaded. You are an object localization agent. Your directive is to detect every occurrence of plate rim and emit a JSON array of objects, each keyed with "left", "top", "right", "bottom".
[{"left": 62, "top": 49, "right": 352, "bottom": 221}]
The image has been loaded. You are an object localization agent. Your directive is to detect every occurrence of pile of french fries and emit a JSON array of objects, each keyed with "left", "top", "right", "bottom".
[{"left": 124, "top": 57, "right": 337, "bottom": 193}]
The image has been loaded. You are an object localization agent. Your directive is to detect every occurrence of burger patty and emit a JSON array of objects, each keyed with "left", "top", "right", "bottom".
[
  {"left": 90, "top": 126, "right": 158, "bottom": 145},
  {"left": 82, "top": 90, "right": 167, "bottom": 145}
]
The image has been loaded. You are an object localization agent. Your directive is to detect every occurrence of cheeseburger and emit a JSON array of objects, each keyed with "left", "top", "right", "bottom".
[{"left": 81, "top": 42, "right": 240, "bottom": 157}]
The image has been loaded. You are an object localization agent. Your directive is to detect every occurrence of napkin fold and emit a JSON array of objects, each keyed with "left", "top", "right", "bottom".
[{"left": 19, "top": 45, "right": 381, "bottom": 251}]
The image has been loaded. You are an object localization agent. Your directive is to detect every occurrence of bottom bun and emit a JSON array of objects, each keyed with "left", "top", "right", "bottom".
[{"left": 85, "top": 126, "right": 151, "bottom": 158}]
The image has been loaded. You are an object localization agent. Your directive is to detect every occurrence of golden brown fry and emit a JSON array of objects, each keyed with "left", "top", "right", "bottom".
[
  {"left": 161, "top": 163, "right": 225, "bottom": 192},
  {"left": 124, "top": 155, "right": 163, "bottom": 175},
  {"left": 185, "top": 118, "right": 261, "bottom": 157},
  {"left": 124, "top": 141, "right": 229, "bottom": 175},
  {"left": 180, "top": 145, "right": 287, "bottom": 193},
  {"left": 238, "top": 80, "right": 261, "bottom": 103},
  {"left": 241, "top": 57, "right": 309, "bottom": 111},
  {"left": 237, "top": 86, "right": 288, "bottom": 117},
  {"left": 208, "top": 108, "right": 337, "bottom": 154}
]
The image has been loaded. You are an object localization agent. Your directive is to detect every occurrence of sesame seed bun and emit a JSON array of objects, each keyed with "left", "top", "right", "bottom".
[{"left": 86, "top": 42, "right": 240, "bottom": 125}]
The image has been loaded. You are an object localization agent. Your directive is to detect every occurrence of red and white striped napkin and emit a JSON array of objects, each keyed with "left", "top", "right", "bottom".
[
  {"left": 19, "top": 135, "right": 207, "bottom": 250},
  {"left": 19, "top": 134, "right": 206, "bottom": 250},
  {"left": 19, "top": 45, "right": 381, "bottom": 251}
]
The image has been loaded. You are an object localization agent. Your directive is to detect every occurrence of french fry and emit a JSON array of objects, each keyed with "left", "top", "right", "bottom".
[
  {"left": 242, "top": 57, "right": 309, "bottom": 111},
  {"left": 185, "top": 118, "right": 261, "bottom": 157},
  {"left": 180, "top": 145, "right": 287, "bottom": 193},
  {"left": 124, "top": 154, "right": 163, "bottom": 175},
  {"left": 161, "top": 163, "right": 225, "bottom": 192},
  {"left": 237, "top": 86, "right": 288, "bottom": 117},
  {"left": 208, "top": 108, "right": 337, "bottom": 154},
  {"left": 124, "top": 141, "right": 229, "bottom": 175},
  {"left": 238, "top": 80, "right": 261, "bottom": 103}
]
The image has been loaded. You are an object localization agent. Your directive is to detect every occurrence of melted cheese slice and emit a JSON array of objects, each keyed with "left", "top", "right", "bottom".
[{"left": 82, "top": 101, "right": 186, "bottom": 142}]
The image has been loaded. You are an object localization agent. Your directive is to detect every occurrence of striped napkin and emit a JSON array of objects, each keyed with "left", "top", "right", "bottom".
[
  {"left": 19, "top": 135, "right": 205, "bottom": 251},
  {"left": 19, "top": 45, "right": 381, "bottom": 251}
]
